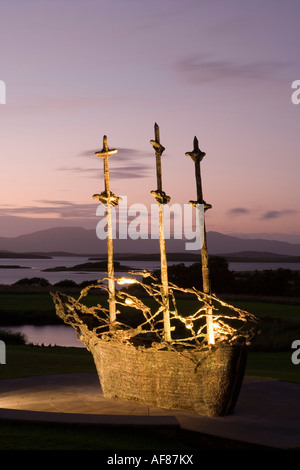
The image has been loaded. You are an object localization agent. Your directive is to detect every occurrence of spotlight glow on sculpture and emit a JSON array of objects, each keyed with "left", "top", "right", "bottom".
[{"left": 117, "top": 277, "right": 137, "bottom": 285}]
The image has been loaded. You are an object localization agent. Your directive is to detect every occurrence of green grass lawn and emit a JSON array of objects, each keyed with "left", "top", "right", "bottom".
[
  {"left": 246, "top": 351, "right": 300, "bottom": 383},
  {"left": 0, "top": 345, "right": 95, "bottom": 380},
  {"left": 0, "top": 420, "right": 194, "bottom": 451},
  {"left": 0, "top": 292, "right": 55, "bottom": 310},
  {"left": 227, "top": 299, "right": 300, "bottom": 320},
  {"left": 0, "top": 420, "right": 274, "bottom": 451},
  {"left": 0, "top": 421, "right": 275, "bottom": 452}
]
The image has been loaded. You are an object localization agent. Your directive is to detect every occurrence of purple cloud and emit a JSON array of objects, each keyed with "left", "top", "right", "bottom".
[
  {"left": 261, "top": 210, "right": 297, "bottom": 220},
  {"left": 174, "top": 54, "right": 290, "bottom": 85},
  {"left": 228, "top": 207, "right": 250, "bottom": 216}
]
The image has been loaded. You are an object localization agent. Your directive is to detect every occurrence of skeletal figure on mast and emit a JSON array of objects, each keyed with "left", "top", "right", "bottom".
[
  {"left": 186, "top": 136, "right": 215, "bottom": 344},
  {"left": 93, "top": 135, "right": 119, "bottom": 326},
  {"left": 150, "top": 123, "right": 172, "bottom": 342}
]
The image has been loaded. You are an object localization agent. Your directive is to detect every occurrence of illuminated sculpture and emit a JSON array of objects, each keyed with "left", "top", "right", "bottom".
[{"left": 52, "top": 124, "right": 258, "bottom": 417}]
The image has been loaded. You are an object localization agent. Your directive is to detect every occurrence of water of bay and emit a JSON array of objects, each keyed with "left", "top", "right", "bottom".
[
  {"left": 3, "top": 324, "right": 85, "bottom": 348},
  {"left": 1, "top": 256, "right": 300, "bottom": 286}
]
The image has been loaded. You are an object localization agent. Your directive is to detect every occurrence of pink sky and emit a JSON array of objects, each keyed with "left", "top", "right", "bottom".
[{"left": 1, "top": 0, "right": 299, "bottom": 242}]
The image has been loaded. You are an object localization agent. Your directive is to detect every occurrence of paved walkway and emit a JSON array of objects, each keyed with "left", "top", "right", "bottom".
[{"left": 0, "top": 373, "right": 299, "bottom": 449}]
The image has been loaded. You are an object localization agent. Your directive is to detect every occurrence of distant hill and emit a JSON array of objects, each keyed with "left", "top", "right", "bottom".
[
  {"left": 0, "top": 227, "right": 104, "bottom": 255},
  {"left": 206, "top": 232, "right": 300, "bottom": 257},
  {"left": 0, "top": 227, "right": 300, "bottom": 257},
  {"left": 217, "top": 251, "right": 300, "bottom": 263}
]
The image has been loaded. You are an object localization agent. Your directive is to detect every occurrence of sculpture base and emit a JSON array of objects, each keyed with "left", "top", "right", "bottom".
[{"left": 87, "top": 338, "right": 247, "bottom": 417}]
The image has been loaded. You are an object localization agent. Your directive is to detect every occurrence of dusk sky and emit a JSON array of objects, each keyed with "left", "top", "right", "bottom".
[{"left": 1, "top": 0, "right": 299, "bottom": 243}]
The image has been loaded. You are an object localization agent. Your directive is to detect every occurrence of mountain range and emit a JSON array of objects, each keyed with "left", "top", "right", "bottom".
[{"left": 0, "top": 226, "right": 300, "bottom": 258}]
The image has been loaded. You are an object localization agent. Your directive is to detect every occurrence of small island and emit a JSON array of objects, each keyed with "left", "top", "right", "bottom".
[
  {"left": 43, "top": 261, "right": 133, "bottom": 272},
  {"left": 0, "top": 252, "right": 51, "bottom": 259},
  {"left": 0, "top": 265, "right": 31, "bottom": 269}
]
